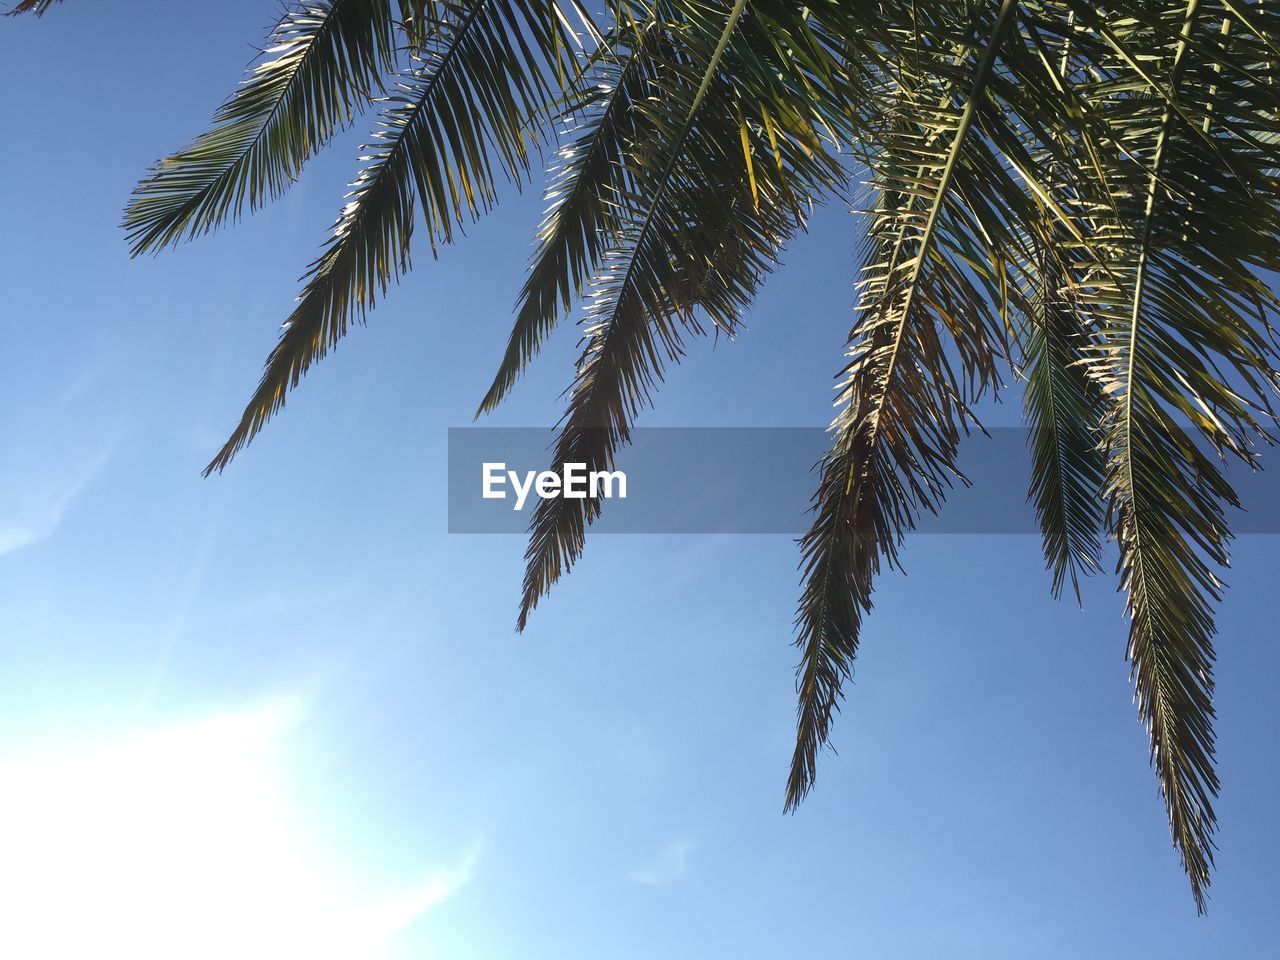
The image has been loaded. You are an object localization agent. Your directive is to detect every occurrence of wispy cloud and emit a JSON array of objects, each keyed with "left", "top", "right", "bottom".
[
  {"left": 2, "top": 357, "right": 127, "bottom": 558},
  {"left": 628, "top": 841, "right": 691, "bottom": 886},
  {"left": 51, "top": 352, "right": 121, "bottom": 410},
  {"left": 364, "top": 840, "right": 483, "bottom": 935},
  {"left": 0, "top": 444, "right": 114, "bottom": 556}
]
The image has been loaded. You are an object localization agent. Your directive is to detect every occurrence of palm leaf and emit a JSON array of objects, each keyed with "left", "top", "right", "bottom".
[
  {"left": 1070, "top": 0, "right": 1280, "bottom": 909},
  {"left": 516, "top": 0, "right": 851, "bottom": 628},
  {"left": 517, "top": 0, "right": 753, "bottom": 629},
  {"left": 1018, "top": 231, "right": 1106, "bottom": 601},
  {"left": 788, "top": 0, "right": 1026, "bottom": 810},
  {"left": 476, "top": 8, "right": 665, "bottom": 414},
  {"left": 204, "top": 0, "right": 582, "bottom": 474},
  {"left": 479, "top": 0, "right": 858, "bottom": 415},
  {"left": 124, "top": 0, "right": 400, "bottom": 254}
]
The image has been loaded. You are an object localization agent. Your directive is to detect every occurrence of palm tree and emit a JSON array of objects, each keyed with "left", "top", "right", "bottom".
[{"left": 15, "top": 0, "right": 1280, "bottom": 910}]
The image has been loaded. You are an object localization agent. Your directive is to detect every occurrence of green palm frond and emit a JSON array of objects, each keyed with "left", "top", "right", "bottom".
[
  {"left": 1018, "top": 233, "right": 1106, "bottom": 601},
  {"left": 995, "top": 12, "right": 1114, "bottom": 598},
  {"left": 1067, "top": 0, "right": 1280, "bottom": 909},
  {"left": 516, "top": 0, "right": 852, "bottom": 628},
  {"left": 204, "top": 0, "right": 583, "bottom": 474},
  {"left": 479, "top": 0, "right": 859, "bottom": 415},
  {"left": 788, "top": 0, "right": 1027, "bottom": 810},
  {"left": 517, "top": 0, "right": 754, "bottom": 629},
  {"left": 980, "top": 5, "right": 1129, "bottom": 599},
  {"left": 476, "top": 8, "right": 665, "bottom": 415},
  {"left": 124, "top": 0, "right": 400, "bottom": 254}
]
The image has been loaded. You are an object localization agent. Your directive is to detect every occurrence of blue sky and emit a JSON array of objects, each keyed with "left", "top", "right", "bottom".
[{"left": 1, "top": 3, "right": 1279, "bottom": 957}]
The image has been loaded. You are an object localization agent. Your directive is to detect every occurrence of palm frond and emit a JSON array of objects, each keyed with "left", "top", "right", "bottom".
[
  {"left": 479, "top": 0, "right": 859, "bottom": 415},
  {"left": 124, "top": 0, "right": 400, "bottom": 254},
  {"left": 516, "top": 0, "right": 851, "bottom": 628},
  {"left": 204, "top": 0, "right": 582, "bottom": 474},
  {"left": 788, "top": 0, "right": 1027, "bottom": 810},
  {"left": 516, "top": 0, "right": 753, "bottom": 629},
  {"left": 1070, "top": 0, "right": 1280, "bottom": 909},
  {"left": 1018, "top": 233, "right": 1106, "bottom": 601},
  {"left": 476, "top": 9, "right": 664, "bottom": 414}
]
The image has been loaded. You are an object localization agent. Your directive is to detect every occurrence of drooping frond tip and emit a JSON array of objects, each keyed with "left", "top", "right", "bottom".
[
  {"left": 514, "top": 0, "right": 858, "bottom": 629},
  {"left": 788, "top": 0, "right": 1020, "bottom": 811},
  {"left": 475, "top": 13, "right": 665, "bottom": 418}
]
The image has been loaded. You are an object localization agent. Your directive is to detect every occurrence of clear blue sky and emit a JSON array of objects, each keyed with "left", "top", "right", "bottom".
[{"left": 1, "top": 3, "right": 1278, "bottom": 958}]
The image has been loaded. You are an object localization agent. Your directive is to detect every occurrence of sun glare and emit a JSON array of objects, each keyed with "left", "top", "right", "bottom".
[{"left": 0, "top": 703, "right": 468, "bottom": 960}]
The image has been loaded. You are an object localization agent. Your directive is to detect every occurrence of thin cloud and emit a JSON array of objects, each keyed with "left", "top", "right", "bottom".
[
  {"left": 366, "top": 840, "right": 483, "bottom": 934},
  {"left": 628, "top": 841, "right": 691, "bottom": 886},
  {"left": 51, "top": 353, "right": 121, "bottom": 410},
  {"left": 0, "top": 444, "right": 114, "bottom": 556}
]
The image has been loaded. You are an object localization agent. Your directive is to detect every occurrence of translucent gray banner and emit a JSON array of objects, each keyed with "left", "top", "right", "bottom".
[{"left": 447, "top": 427, "right": 1280, "bottom": 534}]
